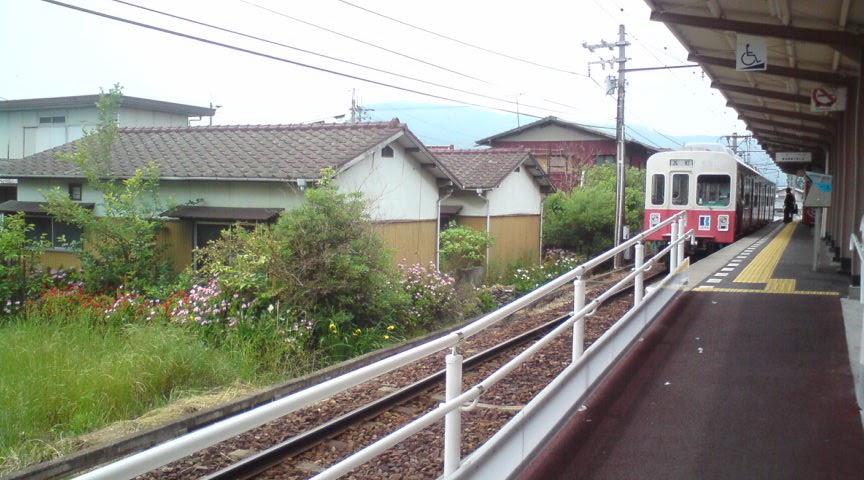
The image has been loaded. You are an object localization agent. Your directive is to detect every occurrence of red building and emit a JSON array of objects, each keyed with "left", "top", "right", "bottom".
[{"left": 476, "top": 116, "right": 660, "bottom": 191}]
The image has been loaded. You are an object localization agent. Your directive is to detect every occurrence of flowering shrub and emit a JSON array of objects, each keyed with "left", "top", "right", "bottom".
[
  {"left": 506, "top": 249, "right": 584, "bottom": 294},
  {"left": 397, "top": 262, "right": 459, "bottom": 329},
  {"left": 25, "top": 284, "right": 111, "bottom": 323}
]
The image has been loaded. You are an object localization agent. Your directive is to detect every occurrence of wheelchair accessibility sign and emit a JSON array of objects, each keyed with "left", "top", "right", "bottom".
[{"left": 736, "top": 35, "right": 767, "bottom": 71}]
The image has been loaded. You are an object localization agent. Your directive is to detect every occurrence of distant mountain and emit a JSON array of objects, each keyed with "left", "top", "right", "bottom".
[
  {"left": 367, "top": 101, "right": 783, "bottom": 184},
  {"left": 368, "top": 101, "right": 720, "bottom": 150}
]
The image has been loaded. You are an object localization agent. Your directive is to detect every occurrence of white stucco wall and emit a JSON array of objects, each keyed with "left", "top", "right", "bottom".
[
  {"left": 336, "top": 143, "right": 440, "bottom": 221},
  {"left": 442, "top": 166, "right": 543, "bottom": 217},
  {"left": 16, "top": 178, "right": 303, "bottom": 216},
  {"left": 1, "top": 106, "right": 192, "bottom": 159},
  {"left": 486, "top": 166, "right": 543, "bottom": 216}
]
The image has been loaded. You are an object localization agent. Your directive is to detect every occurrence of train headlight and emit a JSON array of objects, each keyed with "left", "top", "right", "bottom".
[{"left": 718, "top": 214, "right": 730, "bottom": 231}]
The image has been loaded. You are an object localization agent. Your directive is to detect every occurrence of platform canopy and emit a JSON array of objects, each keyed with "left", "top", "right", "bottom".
[{"left": 645, "top": 0, "right": 864, "bottom": 174}]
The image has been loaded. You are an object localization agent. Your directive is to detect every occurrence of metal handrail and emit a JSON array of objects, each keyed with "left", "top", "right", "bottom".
[
  {"left": 849, "top": 214, "right": 864, "bottom": 304},
  {"left": 76, "top": 212, "right": 690, "bottom": 480}
]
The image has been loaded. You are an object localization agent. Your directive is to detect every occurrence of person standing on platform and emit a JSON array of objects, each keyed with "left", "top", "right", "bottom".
[{"left": 783, "top": 187, "right": 796, "bottom": 223}]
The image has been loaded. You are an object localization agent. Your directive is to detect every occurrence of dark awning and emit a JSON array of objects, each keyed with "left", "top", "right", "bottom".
[
  {"left": 161, "top": 205, "right": 284, "bottom": 222},
  {"left": 0, "top": 200, "right": 94, "bottom": 214},
  {"left": 440, "top": 205, "right": 462, "bottom": 215}
]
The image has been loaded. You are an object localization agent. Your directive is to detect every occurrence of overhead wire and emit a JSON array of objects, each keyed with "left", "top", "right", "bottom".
[
  {"left": 42, "top": 0, "right": 562, "bottom": 119},
  {"left": 237, "top": 0, "right": 491, "bottom": 85},
  {"left": 108, "top": 0, "right": 566, "bottom": 116},
  {"left": 335, "top": 0, "right": 589, "bottom": 78}
]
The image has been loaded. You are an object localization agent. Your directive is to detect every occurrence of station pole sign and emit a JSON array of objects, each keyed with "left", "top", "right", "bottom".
[{"left": 803, "top": 172, "right": 832, "bottom": 208}]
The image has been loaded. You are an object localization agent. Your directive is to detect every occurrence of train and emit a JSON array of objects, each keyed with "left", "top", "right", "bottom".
[{"left": 643, "top": 144, "right": 775, "bottom": 251}]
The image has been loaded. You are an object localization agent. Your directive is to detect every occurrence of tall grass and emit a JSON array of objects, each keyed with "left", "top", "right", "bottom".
[{"left": 0, "top": 314, "right": 280, "bottom": 472}]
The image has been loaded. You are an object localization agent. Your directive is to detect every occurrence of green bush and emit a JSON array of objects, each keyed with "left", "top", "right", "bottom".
[
  {"left": 543, "top": 165, "right": 644, "bottom": 258},
  {"left": 505, "top": 248, "right": 584, "bottom": 294},
  {"left": 397, "top": 261, "right": 460, "bottom": 330},
  {"left": 439, "top": 223, "right": 493, "bottom": 272}
]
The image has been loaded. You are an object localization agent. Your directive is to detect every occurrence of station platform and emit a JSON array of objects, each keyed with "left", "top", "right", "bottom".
[{"left": 518, "top": 220, "right": 864, "bottom": 479}]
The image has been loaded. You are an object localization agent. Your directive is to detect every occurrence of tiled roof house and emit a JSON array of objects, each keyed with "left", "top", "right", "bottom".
[
  {"left": 475, "top": 116, "right": 659, "bottom": 191},
  {"left": 430, "top": 147, "right": 554, "bottom": 271},
  {"left": 0, "top": 120, "right": 457, "bottom": 270}
]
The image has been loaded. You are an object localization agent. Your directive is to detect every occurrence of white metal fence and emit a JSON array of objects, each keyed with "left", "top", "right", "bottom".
[{"left": 76, "top": 212, "right": 693, "bottom": 480}]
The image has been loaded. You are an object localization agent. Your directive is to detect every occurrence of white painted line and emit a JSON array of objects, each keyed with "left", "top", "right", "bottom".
[
  {"left": 706, "top": 278, "right": 723, "bottom": 283},
  {"left": 714, "top": 272, "right": 729, "bottom": 277}
]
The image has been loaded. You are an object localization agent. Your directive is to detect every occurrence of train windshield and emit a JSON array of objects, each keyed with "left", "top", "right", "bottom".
[
  {"left": 671, "top": 173, "right": 689, "bottom": 205},
  {"left": 650, "top": 174, "right": 665, "bottom": 205},
  {"left": 697, "top": 174, "right": 731, "bottom": 206}
]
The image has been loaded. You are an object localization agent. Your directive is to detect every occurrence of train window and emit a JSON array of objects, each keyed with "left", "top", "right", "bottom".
[
  {"left": 650, "top": 174, "right": 665, "bottom": 205},
  {"left": 696, "top": 174, "right": 731, "bottom": 206},
  {"left": 671, "top": 173, "right": 689, "bottom": 205}
]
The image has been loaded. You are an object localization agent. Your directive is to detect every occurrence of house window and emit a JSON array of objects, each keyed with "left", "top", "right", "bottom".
[
  {"left": 547, "top": 157, "right": 567, "bottom": 174},
  {"left": 595, "top": 154, "right": 615, "bottom": 165},
  {"left": 381, "top": 145, "right": 394, "bottom": 158},
  {"left": 195, "top": 222, "right": 254, "bottom": 250},
  {"left": 69, "top": 183, "right": 82, "bottom": 201},
  {"left": 39, "top": 116, "right": 66, "bottom": 124},
  {"left": 26, "top": 216, "right": 82, "bottom": 249}
]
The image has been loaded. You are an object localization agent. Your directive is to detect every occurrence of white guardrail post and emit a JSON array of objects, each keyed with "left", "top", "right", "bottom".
[
  {"left": 634, "top": 242, "right": 645, "bottom": 306},
  {"left": 676, "top": 217, "right": 685, "bottom": 267},
  {"left": 572, "top": 277, "right": 586, "bottom": 361},
  {"left": 444, "top": 349, "right": 464, "bottom": 475},
  {"left": 669, "top": 220, "right": 679, "bottom": 271}
]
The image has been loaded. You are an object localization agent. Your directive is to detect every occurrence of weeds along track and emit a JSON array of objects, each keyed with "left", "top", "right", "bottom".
[{"left": 15, "top": 266, "right": 664, "bottom": 480}]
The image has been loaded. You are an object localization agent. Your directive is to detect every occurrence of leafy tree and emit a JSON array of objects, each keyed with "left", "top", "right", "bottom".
[
  {"left": 41, "top": 84, "right": 173, "bottom": 292},
  {"left": 0, "top": 213, "right": 50, "bottom": 303},
  {"left": 543, "top": 164, "right": 645, "bottom": 257}
]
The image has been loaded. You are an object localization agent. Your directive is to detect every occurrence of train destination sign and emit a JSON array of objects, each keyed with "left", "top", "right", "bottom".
[
  {"left": 803, "top": 172, "right": 832, "bottom": 208},
  {"left": 775, "top": 152, "right": 812, "bottom": 163}
]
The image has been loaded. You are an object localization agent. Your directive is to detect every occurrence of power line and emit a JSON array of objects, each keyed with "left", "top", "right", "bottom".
[
  {"left": 238, "top": 0, "right": 490, "bottom": 85},
  {"left": 336, "top": 0, "right": 589, "bottom": 78},
  {"left": 42, "top": 0, "right": 560, "bottom": 119},
  {"left": 108, "top": 0, "right": 566, "bottom": 116}
]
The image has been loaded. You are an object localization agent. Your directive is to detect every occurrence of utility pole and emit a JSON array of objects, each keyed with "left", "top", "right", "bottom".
[
  {"left": 349, "top": 89, "right": 372, "bottom": 123},
  {"left": 584, "top": 25, "right": 629, "bottom": 268}
]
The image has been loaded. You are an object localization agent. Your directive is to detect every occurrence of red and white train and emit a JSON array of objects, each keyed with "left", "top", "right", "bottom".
[{"left": 643, "top": 144, "right": 775, "bottom": 250}]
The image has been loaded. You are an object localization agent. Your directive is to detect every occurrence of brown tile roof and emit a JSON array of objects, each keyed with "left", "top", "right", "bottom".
[
  {"left": 1, "top": 121, "right": 426, "bottom": 181},
  {"left": 430, "top": 147, "right": 554, "bottom": 193}
]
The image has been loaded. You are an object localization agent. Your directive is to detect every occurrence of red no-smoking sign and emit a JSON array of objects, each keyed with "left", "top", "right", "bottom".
[
  {"left": 812, "top": 87, "right": 837, "bottom": 107},
  {"left": 811, "top": 86, "right": 846, "bottom": 112}
]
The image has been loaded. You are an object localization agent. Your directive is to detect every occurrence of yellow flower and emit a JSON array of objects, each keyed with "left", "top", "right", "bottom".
[
  {"left": 383, "top": 335, "right": 390, "bottom": 340},
  {"left": 387, "top": 325, "right": 395, "bottom": 331}
]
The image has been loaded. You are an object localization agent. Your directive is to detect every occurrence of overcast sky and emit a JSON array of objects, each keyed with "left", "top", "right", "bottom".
[{"left": 3, "top": 0, "right": 757, "bottom": 145}]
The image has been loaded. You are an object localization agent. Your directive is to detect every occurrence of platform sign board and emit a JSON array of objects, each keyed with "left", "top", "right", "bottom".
[
  {"left": 775, "top": 152, "right": 812, "bottom": 164},
  {"left": 803, "top": 172, "right": 832, "bottom": 208}
]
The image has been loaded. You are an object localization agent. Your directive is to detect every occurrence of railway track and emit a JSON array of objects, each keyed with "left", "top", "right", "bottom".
[
  {"left": 8, "top": 264, "right": 666, "bottom": 480},
  {"left": 133, "top": 267, "right": 664, "bottom": 480}
]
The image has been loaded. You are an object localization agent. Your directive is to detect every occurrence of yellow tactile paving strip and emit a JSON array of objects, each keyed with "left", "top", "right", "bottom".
[{"left": 693, "top": 223, "right": 839, "bottom": 296}]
